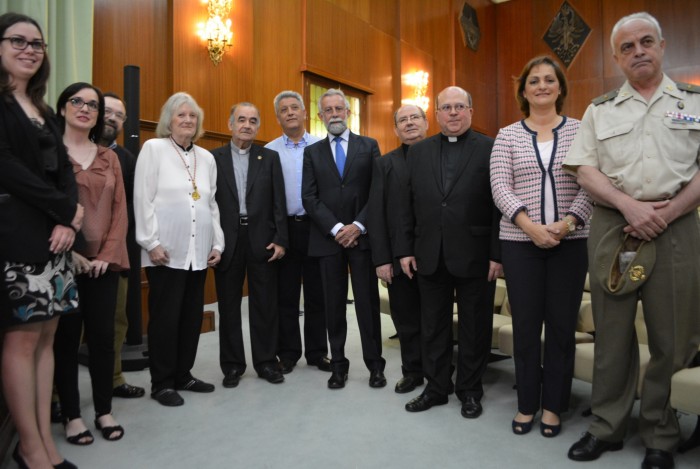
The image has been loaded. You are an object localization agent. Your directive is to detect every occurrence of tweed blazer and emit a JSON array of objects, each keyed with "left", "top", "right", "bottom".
[{"left": 490, "top": 117, "right": 592, "bottom": 242}]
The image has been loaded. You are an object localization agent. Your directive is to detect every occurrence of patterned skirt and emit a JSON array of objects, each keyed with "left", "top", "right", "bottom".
[{"left": 1, "top": 251, "right": 79, "bottom": 328}]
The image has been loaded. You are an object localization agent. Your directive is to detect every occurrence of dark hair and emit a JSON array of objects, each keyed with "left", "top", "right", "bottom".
[
  {"left": 0, "top": 12, "right": 50, "bottom": 115},
  {"left": 103, "top": 91, "right": 123, "bottom": 102},
  {"left": 515, "top": 56, "right": 568, "bottom": 117},
  {"left": 56, "top": 82, "right": 106, "bottom": 143}
]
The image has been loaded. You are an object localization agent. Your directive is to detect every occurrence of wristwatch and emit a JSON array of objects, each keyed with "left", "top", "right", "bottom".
[{"left": 563, "top": 217, "right": 576, "bottom": 233}]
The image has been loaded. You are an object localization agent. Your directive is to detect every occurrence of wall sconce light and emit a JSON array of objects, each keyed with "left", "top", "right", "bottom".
[
  {"left": 197, "top": 0, "right": 234, "bottom": 66},
  {"left": 402, "top": 71, "right": 430, "bottom": 111}
]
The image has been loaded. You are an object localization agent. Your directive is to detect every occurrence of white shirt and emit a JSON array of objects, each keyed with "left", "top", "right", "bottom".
[
  {"left": 537, "top": 139, "right": 555, "bottom": 224},
  {"left": 134, "top": 138, "right": 224, "bottom": 270}
]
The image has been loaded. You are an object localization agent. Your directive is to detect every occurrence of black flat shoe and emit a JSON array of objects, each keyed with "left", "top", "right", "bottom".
[
  {"left": 395, "top": 376, "right": 424, "bottom": 394},
  {"left": 113, "top": 383, "right": 145, "bottom": 398},
  {"left": 222, "top": 370, "right": 243, "bottom": 388},
  {"left": 328, "top": 371, "right": 348, "bottom": 389},
  {"left": 405, "top": 393, "right": 448, "bottom": 412},
  {"left": 307, "top": 357, "right": 332, "bottom": 372},
  {"left": 460, "top": 396, "right": 482, "bottom": 419},
  {"left": 369, "top": 370, "right": 387, "bottom": 388},
  {"left": 151, "top": 388, "right": 184, "bottom": 407},
  {"left": 641, "top": 448, "right": 674, "bottom": 469},
  {"left": 95, "top": 414, "right": 125, "bottom": 441},
  {"left": 176, "top": 377, "right": 215, "bottom": 393},
  {"left": 64, "top": 418, "right": 94, "bottom": 446},
  {"left": 277, "top": 358, "right": 295, "bottom": 374},
  {"left": 568, "top": 432, "right": 623, "bottom": 461},
  {"left": 259, "top": 365, "right": 285, "bottom": 384}
]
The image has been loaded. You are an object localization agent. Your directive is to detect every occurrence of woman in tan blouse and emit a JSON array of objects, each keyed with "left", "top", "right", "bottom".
[{"left": 53, "top": 82, "right": 129, "bottom": 444}]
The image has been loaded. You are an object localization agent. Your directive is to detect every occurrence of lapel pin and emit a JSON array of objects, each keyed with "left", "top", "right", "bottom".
[{"left": 257, "top": 155, "right": 262, "bottom": 160}]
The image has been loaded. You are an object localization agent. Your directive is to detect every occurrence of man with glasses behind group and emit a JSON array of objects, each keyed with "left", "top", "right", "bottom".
[
  {"left": 368, "top": 104, "right": 429, "bottom": 394},
  {"left": 396, "top": 86, "right": 502, "bottom": 418},
  {"left": 98, "top": 92, "right": 146, "bottom": 399}
]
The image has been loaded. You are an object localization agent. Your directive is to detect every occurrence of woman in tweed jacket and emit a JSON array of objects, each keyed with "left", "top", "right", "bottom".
[{"left": 490, "top": 56, "right": 592, "bottom": 438}]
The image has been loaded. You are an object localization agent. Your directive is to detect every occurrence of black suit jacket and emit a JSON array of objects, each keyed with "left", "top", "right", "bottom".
[
  {"left": 302, "top": 132, "right": 381, "bottom": 257},
  {"left": 211, "top": 143, "right": 288, "bottom": 270},
  {"left": 396, "top": 130, "right": 501, "bottom": 277},
  {"left": 0, "top": 97, "right": 78, "bottom": 263},
  {"left": 367, "top": 145, "right": 409, "bottom": 274}
]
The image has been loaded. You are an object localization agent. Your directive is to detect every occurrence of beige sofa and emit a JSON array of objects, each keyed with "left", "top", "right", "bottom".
[{"left": 379, "top": 277, "right": 510, "bottom": 348}]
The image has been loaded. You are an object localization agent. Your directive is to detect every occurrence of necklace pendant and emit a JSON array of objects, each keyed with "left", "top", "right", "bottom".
[{"left": 192, "top": 190, "right": 201, "bottom": 201}]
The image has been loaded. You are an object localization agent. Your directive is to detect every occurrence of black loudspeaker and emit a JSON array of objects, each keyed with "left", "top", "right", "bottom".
[{"left": 123, "top": 65, "right": 140, "bottom": 159}]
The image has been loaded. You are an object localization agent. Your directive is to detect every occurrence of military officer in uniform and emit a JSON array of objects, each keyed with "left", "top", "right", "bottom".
[{"left": 564, "top": 12, "right": 700, "bottom": 469}]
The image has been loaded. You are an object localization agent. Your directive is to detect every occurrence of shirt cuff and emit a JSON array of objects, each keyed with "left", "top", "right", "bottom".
[
  {"left": 353, "top": 221, "right": 366, "bottom": 234},
  {"left": 330, "top": 223, "right": 343, "bottom": 236}
]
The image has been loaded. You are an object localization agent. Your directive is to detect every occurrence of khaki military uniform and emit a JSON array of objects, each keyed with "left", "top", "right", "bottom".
[{"left": 564, "top": 74, "right": 700, "bottom": 451}]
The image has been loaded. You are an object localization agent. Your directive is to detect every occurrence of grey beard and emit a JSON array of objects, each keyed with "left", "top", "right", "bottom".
[{"left": 327, "top": 120, "right": 347, "bottom": 136}]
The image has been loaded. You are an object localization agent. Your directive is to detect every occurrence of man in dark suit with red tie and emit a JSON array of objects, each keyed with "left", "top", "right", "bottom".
[
  {"left": 397, "top": 86, "right": 502, "bottom": 418},
  {"left": 211, "top": 102, "right": 288, "bottom": 388},
  {"left": 302, "top": 89, "right": 386, "bottom": 389}
]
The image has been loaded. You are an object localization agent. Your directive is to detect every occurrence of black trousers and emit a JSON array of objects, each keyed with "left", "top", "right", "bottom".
[
  {"left": 54, "top": 270, "right": 118, "bottom": 419},
  {"left": 214, "top": 225, "right": 279, "bottom": 375},
  {"left": 318, "top": 248, "right": 385, "bottom": 372},
  {"left": 417, "top": 257, "right": 495, "bottom": 401},
  {"left": 387, "top": 272, "right": 422, "bottom": 377},
  {"left": 501, "top": 240, "right": 588, "bottom": 415},
  {"left": 145, "top": 266, "right": 207, "bottom": 392},
  {"left": 277, "top": 217, "right": 327, "bottom": 364}
]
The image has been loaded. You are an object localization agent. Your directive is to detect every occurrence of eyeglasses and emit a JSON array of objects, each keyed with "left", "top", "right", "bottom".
[
  {"left": 322, "top": 106, "right": 347, "bottom": 115},
  {"left": 68, "top": 97, "right": 99, "bottom": 112},
  {"left": 396, "top": 114, "right": 425, "bottom": 126},
  {"left": 1, "top": 36, "right": 46, "bottom": 53},
  {"left": 105, "top": 107, "right": 127, "bottom": 122},
  {"left": 438, "top": 103, "right": 469, "bottom": 113}
]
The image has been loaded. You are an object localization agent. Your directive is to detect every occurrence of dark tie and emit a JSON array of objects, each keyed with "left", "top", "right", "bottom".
[{"left": 335, "top": 137, "right": 346, "bottom": 176}]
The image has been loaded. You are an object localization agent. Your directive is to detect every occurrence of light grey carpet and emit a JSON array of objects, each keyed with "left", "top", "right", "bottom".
[{"left": 3, "top": 298, "right": 698, "bottom": 469}]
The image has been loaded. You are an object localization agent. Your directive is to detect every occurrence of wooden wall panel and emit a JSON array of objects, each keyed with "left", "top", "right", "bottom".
[
  {"left": 400, "top": 42, "right": 435, "bottom": 135},
  {"left": 495, "top": 0, "right": 533, "bottom": 129},
  {"left": 399, "top": 0, "right": 452, "bottom": 64},
  {"left": 370, "top": 0, "right": 399, "bottom": 38},
  {"left": 172, "top": 0, "right": 254, "bottom": 137},
  {"left": 453, "top": 0, "right": 497, "bottom": 135},
  {"left": 368, "top": 28, "right": 399, "bottom": 153},
  {"left": 305, "top": 0, "right": 372, "bottom": 91},
  {"left": 253, "top": 0, "right": 305, "bottom": 142},
  {"left": 93, "top": 0, "right": 170, "bottom": 123}
]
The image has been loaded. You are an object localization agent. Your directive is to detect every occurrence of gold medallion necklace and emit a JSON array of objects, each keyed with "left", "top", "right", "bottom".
[{"left": 169, "top": 137, "right": 200, "bottom": 200}]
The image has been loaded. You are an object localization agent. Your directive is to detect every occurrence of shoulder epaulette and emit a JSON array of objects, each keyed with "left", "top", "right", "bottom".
[
  {"left": 676, "top": 82, "right": 700, "bottom": 94},
  {"left": 592, "top": 89, "right": 618, "bottom": 105}
]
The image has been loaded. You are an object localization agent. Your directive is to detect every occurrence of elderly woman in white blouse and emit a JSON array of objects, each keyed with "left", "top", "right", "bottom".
[{"left": 134, "top": 92, "right": 224, "bottom": 407}]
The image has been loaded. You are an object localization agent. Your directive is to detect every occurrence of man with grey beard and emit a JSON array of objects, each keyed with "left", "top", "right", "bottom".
[{"left": 302, "top": 88, "right": 386, "bottom": 390}]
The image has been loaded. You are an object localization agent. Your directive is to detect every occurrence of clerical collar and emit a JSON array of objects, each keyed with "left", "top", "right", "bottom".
[
  {"left": 173, "top": 140, "right": 194, "bottom": 152},
  {"left": 440, "top": 130, "right": 469, "bottom": 143},
  {"left": 230, "top": 140, "right": 250, "bottom": 155}
]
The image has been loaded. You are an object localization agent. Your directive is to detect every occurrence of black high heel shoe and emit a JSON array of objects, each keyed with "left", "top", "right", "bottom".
[
  {"left": 12, "top": 442, "right": 29, "bottom": 469},
  {"left": 540, "top": 421, "right": 562, "bottom": 437},
  {"left": 512, "top": 415, "right": 535, "bottom": 435}
]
